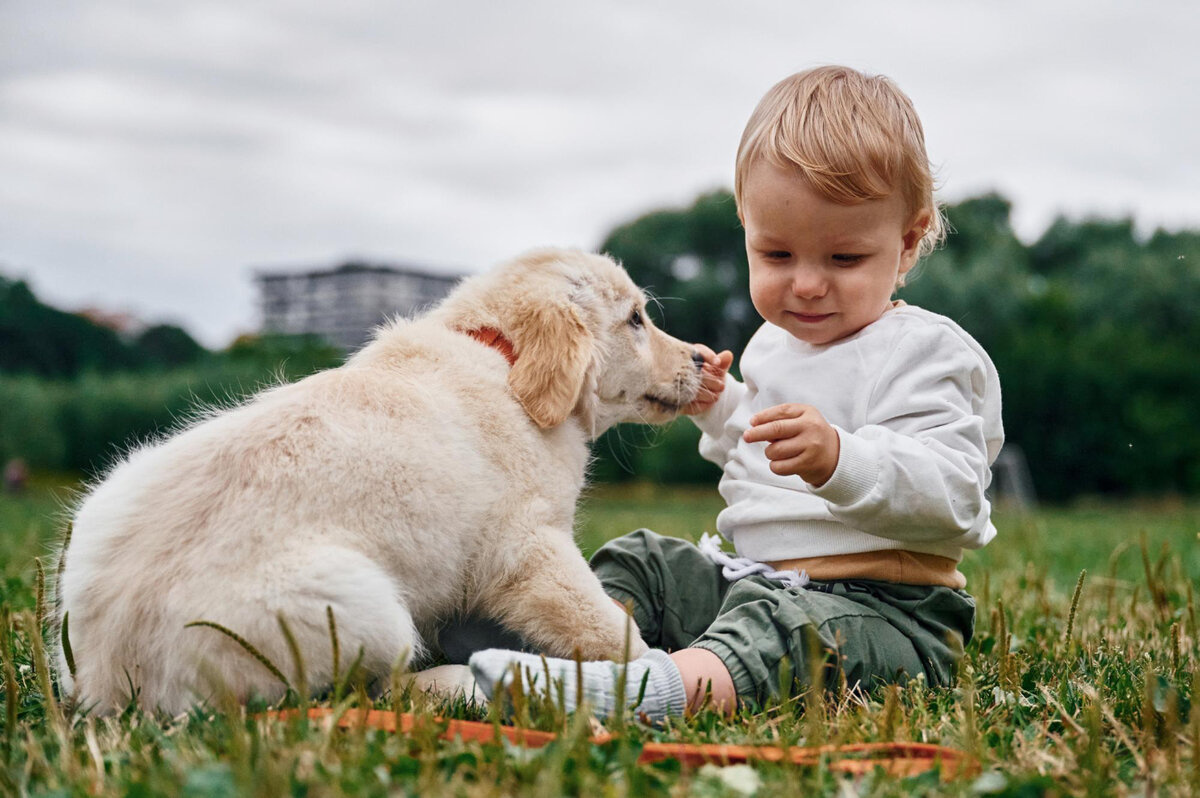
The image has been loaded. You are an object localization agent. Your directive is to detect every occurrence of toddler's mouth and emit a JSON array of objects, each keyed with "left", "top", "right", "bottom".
[{"left": 788, "top": 311, "right": 834, "bottom": 323}]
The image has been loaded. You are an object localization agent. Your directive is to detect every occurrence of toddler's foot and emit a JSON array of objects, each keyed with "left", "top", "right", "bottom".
[{"left": 468, "top": 648, "right": 687, "bottom": 722}]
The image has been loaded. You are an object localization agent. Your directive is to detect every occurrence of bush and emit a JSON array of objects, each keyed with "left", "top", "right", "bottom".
[
  {"left": 0, "top": 377, "right": 68, "bottom": 469},
  {"left": 590, "top": 421, "right": 721, "bottom": 485},
  {"left": 0, "top": 354, "right": 342, "bottom": 476}
]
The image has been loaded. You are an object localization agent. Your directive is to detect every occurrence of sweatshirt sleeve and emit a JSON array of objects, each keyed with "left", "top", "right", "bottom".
[
  {"left": 692, "top": 374, "right": 748, "bottom": 470},
  {"left": 809, "top": 324, "right": 1002, "bottom": 546}
]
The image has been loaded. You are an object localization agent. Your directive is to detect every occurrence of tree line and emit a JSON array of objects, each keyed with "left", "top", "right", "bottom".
[
  {"left": 0, "top": 277, "right": 342, "bottom": 474},
  {"left": 591, "top": 191, "right": 1200, "bottom": 501},
  {"left": 3, "top": 192, "right": 1198, "bottom": 500}
]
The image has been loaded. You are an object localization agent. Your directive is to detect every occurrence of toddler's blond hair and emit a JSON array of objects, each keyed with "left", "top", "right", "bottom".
[{"left": 735, "top": 65, "right": 944, "bottom": 258}]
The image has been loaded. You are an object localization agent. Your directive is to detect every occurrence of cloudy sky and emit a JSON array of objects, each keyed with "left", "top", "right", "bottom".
[{"left": 2, "top": 1, "right": 1198, "bottom": 346}]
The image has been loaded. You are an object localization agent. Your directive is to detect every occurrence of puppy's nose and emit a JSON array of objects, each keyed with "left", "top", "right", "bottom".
[{"left": 692, "top": 351, "right": 706, "bottom": 370}]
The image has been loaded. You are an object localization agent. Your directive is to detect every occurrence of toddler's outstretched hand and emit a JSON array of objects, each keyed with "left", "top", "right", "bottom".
[
  {"left": 744, "top": 404, "right": 840, "bottom": 487},
  {"left": 683, "top": 345, "right": 734, "bottom": 415}
]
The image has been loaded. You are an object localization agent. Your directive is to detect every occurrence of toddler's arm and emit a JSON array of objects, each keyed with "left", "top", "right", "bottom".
[
  {"left": 815, "top": 326, "right": 1000, "bottom": 544},
  {"left": 755, "top": 325, "right": 1000, "bottom": 545}
]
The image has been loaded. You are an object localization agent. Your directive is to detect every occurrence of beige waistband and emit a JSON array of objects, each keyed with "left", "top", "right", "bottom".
[{"left": 767, "top": 550, "right": 966, "bottom": 589}]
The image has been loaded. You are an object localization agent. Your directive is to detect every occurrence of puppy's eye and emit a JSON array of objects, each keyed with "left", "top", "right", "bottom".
[{"left": 629, "top": 309, "right": 643, "bottom": 329}]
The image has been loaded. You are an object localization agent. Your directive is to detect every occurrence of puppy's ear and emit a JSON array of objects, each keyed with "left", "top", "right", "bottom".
[{"left": 507, "top": 299, "right": 592, "bottom": 429}]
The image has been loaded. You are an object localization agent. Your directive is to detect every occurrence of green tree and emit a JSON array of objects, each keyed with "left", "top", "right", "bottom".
[
  {"left": 223, "top": 333, "right": 344, "bottom": 376},
  {"left": 592, "top": 190, "right": 1200, "bottom": 500},
  {"left": 0, "top": 276, "right": 140, "bottom": 377},
  {"left": 135, "top": 324, "right": 207, "bottom": 368},
  {"left": 600, "top": 190, "right": 752, "bottom": 357}
]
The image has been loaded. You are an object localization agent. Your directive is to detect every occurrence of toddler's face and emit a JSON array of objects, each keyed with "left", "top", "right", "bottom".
[{"left": 741, "top": 161, "right": 928, "bottom": 346}]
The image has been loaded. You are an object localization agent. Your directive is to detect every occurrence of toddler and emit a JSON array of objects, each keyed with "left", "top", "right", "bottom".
[{"left": 469, "top": 65, "right": 1003, "bottom": 719}]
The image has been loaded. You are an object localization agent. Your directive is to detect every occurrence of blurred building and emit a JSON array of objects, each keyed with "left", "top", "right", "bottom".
[
  {"left": 989, "top": 445, "right": 1037, "bottom": 512},
  {"left": 255, "top": 261, "right": 463, "bottom": 351}
]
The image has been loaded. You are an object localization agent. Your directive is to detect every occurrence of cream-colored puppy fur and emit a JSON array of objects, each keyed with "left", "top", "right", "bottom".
[{"left": 55, "top": 248, "right": 702, "bottom": 715}]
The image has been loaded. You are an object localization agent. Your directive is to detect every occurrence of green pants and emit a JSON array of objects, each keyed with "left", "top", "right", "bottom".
[{"left": 591, "top": 530, "right": 975, "bottom": 705}]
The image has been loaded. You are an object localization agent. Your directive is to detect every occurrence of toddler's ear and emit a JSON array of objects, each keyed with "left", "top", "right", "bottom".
[
  {"left": 900, "top": 210, "right": 933, "bottom": 270},
  {"left": 904, "top": 210, "right": 932, "bottom": 250}
]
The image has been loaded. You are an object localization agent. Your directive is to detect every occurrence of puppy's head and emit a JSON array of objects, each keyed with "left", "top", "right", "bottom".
[{"left": 441, "top": 248, "right": 703, "bottom": 436}]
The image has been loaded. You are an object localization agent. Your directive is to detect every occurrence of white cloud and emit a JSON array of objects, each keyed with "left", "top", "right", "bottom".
[{"left": 1, "top": 0, "right": 1197, "bottom": 345}]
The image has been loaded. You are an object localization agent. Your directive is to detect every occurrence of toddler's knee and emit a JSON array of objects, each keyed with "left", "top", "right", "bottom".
[{"left": 591, "top": 527, "right": 662, "bottom": 562}]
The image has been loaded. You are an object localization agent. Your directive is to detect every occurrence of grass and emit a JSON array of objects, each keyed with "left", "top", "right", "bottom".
[{"left": 1, "top": 476, "right": 1199, "bottom": 795}]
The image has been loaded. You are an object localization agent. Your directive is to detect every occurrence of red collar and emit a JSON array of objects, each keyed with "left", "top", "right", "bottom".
[{"left": 462, "top": 326, "right": 517, "bottom": 366}]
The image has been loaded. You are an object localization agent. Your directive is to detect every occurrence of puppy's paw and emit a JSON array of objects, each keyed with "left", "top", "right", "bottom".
[
  {"left": 406, "top": 664, "right": 489, "bottom": 705},
  {"left": 575, "top": 632, "right": 650, "bottom": 663}
]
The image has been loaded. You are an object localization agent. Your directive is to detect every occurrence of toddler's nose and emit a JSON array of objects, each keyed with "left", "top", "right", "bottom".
[{"left": 792, "top": 272, "right": 828, "bottom": 299}]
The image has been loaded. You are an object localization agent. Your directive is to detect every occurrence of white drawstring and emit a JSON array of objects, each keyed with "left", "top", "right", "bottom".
[{"left": 697, "top": 532, "right": 809, "bottom": 589}]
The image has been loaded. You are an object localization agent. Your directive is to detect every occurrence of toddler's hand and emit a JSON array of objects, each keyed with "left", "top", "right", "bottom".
[
  {"left": 744, "top": 404, "right": 840, "bottom": 487},
  {"left": 683, "top": 345, "right": 734, "bottom": 415}
]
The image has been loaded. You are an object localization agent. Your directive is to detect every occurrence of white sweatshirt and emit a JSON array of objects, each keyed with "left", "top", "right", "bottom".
[{"left": 693, "top": 304, "right": 1004, "bottom": 564}]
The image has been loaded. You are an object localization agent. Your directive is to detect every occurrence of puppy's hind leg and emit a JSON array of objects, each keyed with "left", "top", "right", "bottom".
[
  {"left": 191, "top": 546, "right": 422, "bottom": 707},
  {"left": 278, "top": 547, "right": 424, "bottom": 697}
]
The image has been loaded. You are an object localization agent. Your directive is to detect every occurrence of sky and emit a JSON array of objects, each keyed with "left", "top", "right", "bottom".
[{"left": 2, "top": 1, "right": 1198, "bottom": 347}]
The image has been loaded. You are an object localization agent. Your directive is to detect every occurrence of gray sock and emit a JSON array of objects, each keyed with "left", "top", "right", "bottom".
[{"left": 468, "top": 648, "right": 688, "bottom": 721}]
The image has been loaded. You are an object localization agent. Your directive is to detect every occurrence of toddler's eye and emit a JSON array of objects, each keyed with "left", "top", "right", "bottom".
[
  {"left": 764, "top": 251, "right": 791, "bottom": 261},
  {"left": 629, "top": 309, "right": 643, "bottom": 329},
  {"left": 832, "top": 254, "right": 864, "bottom": 264}
]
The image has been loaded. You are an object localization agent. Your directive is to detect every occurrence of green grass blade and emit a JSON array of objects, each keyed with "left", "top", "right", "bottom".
[
  {"left": 60, "top": 611, "right": 75, "bottom": 681},
  {"left": 185, "top": 620, "right": 290, "bottom": 691}
]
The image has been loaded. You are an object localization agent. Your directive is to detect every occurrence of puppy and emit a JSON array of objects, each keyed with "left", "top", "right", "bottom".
[{"left": 55, "top": 248, "right": 703, "bottom": 714}]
